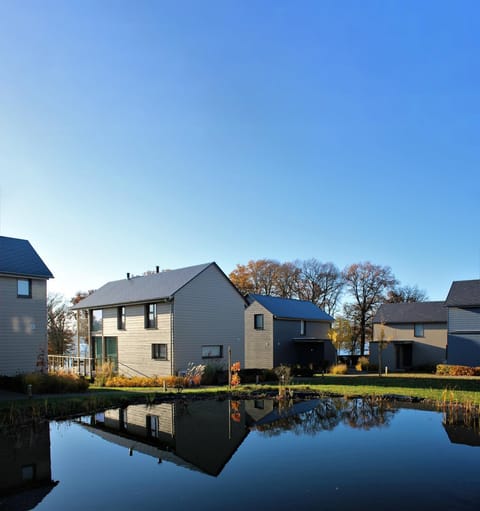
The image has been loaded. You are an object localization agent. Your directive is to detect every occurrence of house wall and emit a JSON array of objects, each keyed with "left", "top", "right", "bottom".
[
  {"left": 244, "top": 302, "right": 273, "bottom": 369},
  {"left": 173, "top": 264, "right": 245, "bottom": 373},
  {"left": 273, "top": 319, "right": 334, "bottom": 368},
  {"left": 447, "top": 307, "right": 480, "bottom": 366},
  {"left": 0, "top": 276, "right": 48, "bottom": 376},
  {"left": 371, "top": 322, "right": 447, "bottom": 370},
  {"left": 101, "top": 302, "right": 173, "bottom": 377}
]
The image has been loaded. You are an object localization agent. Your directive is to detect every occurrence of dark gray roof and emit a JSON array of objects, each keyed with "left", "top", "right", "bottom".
[
  {"left": 445, "top": 280, "right": 480, "bottom": 307},
  {"left": 248, "top": 294, "right": 334, "bottom": 322},
  {"left": 373, "top": 301, "right": 447, "bottom": 324},
  {"left": 72, "top": 262, "right": 214, "bottom": 309},
  {"left": 0, "top": 236, "right": 53, "bottom": 279}
]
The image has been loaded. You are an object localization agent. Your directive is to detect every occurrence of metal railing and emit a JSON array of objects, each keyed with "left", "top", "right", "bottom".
[{"left": 48, "top": 355, "right": 95, "bottom": 378}]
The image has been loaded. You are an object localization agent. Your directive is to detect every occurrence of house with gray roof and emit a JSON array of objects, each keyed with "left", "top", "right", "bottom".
[
  {"left": 0, "top": 236, "right": 53, "bottom": 376},
  {"left": 445, "top": 279, "right": 480, "bottom": 367},
  {"left": 244, "top": 294, "right": 335, "bottom": 370},
  {"left": 370, "top": 301, "right": 447, "bottom": 371},
  {"left": 71, "top": 262, "right": 245, "bottom": 377}
]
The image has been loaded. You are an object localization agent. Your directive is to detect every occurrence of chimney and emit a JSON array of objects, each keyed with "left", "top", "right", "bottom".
[
  {"left": 127, "top": 273, "right": 130, "bottom": 280},
  {"left": 156, "top": 266, "right": 160, "bottom": 273}
]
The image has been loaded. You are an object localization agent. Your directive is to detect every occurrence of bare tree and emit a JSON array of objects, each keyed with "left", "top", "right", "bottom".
[
  {"left": 342, "top": 262, "right": 397, "bottom": 356},
  {"left": 274, "top": 261, "right": 301, "bottom": 298},
  {"left": 385, "top": 284, "right": 428, "bottom": 303},
  {"left": 48, "top": 293, "right": 75, "bottom": 355},
  {"left": 297, "top": 259, "right": 344, "bottom": 315}
]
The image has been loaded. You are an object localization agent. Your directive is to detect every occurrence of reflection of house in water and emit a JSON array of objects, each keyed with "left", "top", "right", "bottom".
[
  {"left": 443, "top": 410, "right": 480, "bottom": 447},
  {"left": 79, "top": 399, "right": 249, "bottom": 477},
  {"left": 0, "top": 422, "right": 57, "bottom": 511}
]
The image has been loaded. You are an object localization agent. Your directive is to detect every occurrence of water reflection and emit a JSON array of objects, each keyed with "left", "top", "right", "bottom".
[
  {"left": 0, "top": 421, "right": 57, "bottom": 511},
  {"left": 443, "top": 407, "right": 480, "bottom": 447},
  {"left": 77, "top": 400, "right": 248, "bottom": 476},
  {"left": 249, "top": 397, "right": 397, "bottom": 436}
]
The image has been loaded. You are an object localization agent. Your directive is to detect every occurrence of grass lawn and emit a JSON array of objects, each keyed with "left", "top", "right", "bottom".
[{"left": 1, "top": 373, "right": 479, "bottom": 426}]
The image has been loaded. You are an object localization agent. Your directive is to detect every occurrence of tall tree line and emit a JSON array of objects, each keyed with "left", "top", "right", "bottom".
[{"left": 229, "top": 258, "right": 427, "bottom": 355}]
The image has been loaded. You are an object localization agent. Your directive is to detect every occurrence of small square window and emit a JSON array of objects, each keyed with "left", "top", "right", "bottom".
[
  {"left": 202, "top": 345, "right": 223, "bottom": 358},
  {"left": 152, "top": 343, "right": 167, "bottom": 360},
  {"left": 145, "top": 303, "right": 157, "bottom": 329},
  {"left": 414, "top": 323, "right": 424, "bottom": 337},
  {"left": 17, "top": 279, "right": 31, "bottom": 298},
  {"left": 254, "top": 314, "right": 264, "bottom": 330}
]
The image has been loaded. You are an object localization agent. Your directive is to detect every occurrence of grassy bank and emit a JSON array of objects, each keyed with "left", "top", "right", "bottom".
[{"left": 1, "top": 373, "right": 479, "bottom": 427}]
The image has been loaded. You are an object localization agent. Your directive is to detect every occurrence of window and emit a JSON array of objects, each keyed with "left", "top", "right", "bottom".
[
  {"left": 17, "top": 279, "right": 31, "bottom": 298},
  {"left": 147, "top": 415, "right": 160, "bottom": 438},
  {"left": 414, "top": 323, "right": 424, "bottom": 337},
  {"left": 254, "top": 314, "right": 264, "bottom": 330},
  {"left": 152, "top": 343, "right": 168, "bottom": 360},
  {"left": 117, "top": 306, "right": 126, "bottom": 330},
  {"left": 202, "top": 345, "right": 223, "bottom": 358},
  {"left": 145, "top": 303, "right": 157, "bottom": 328},
  {"left": 300, "top": 320, "right": 306, "bottom": 336},
  {"left": 91, "top": 310, "right": 103, "bottom": 332}
]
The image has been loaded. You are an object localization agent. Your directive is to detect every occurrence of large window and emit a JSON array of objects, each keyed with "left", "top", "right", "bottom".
[
  {"left": 202, "top": 345, "right": 223, "bottom": 359},
  {"left": 17, "top": 279, "right": 32, "bottom": 298},
  {"left": 152, "top": 343, "right": 168, "bottom": 360},
  {"left": 414, "top": 323, "right": 424, "bottom": 337},
  {"left": 254, "top": 314, "right": 264, "bottom": 330},
  {"left": 117, "top": 306, "right": 126, "bottom": 330},
  {"left": 145, "top": 303, "right": 157, "bottom": 329},
  {"left": 91, "top": 310, "right": 103, "bottom": 332}
]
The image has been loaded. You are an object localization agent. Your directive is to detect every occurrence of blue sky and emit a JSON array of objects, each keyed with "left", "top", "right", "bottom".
[{"left": 0, "top": 0, "right": 479, "bottom": 302}]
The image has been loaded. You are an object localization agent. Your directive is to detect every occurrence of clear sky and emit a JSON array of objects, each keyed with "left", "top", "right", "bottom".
[{"left": 0, "top": 0, "right": 479, "bottom": 302}]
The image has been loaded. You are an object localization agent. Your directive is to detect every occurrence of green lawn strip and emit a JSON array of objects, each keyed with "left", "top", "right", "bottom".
[{"left": 1, "top": 374, "right": 479, "bottom": 426}]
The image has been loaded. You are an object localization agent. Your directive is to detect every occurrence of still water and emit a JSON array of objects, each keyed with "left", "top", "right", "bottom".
[{"left": 1, "top": 397, "right": 479, "bottom": 511}]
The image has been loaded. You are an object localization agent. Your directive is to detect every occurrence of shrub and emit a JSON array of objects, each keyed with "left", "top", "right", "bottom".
[
  {"left": 436, "top": 364, "right": 480, "bottom": 377},
  {"left": 329, "top": 363, "right": 348, "bottom": 375},
  {"left": 23, "top": 372, "right": 89, "bottom": 393},
  {"left": 274, "top": 365, "right": 292, "bottom": 385},
  {"left": 104, "top": 375, "right": 186, "bottom": 388},
  {"left": 355, "top": 356, "right": 370, "bottom": 372},
  {"left": 201, "top": 363, "right": 223, "bottom": 385},
  {"left": 94, "top": 361, "right": 117, "bottom": 387}
]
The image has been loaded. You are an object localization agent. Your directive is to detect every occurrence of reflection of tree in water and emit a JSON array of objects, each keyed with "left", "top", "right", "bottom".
[{"left": 254, "top": 397, "right": 397, "bottom": 436}]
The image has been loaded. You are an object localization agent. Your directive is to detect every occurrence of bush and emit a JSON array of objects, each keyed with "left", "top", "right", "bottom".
[
  {"left": 329, "top": 363, "right": 348, "bottom": 375},
  {"left": 201, "top": 363, "right": 223, "bottom": 385},
  {"left": 104, "top": 375, "right": 186, "bottom": 388},
  {"left": 274, "top": 365, "right": 292, "bottom": 384},
  {"left": 436, "top": 364, "right": 480, "bottom": 377},
  {"left": 0, "top": 372, "right": 89, "bottom": 394},
  {"left": 355, "top": 356, "right": 370, "bottom": 372}
]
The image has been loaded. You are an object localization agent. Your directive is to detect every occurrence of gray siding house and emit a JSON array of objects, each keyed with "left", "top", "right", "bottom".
[
  {"left": 0, "top": 236, "right": 53, "bottom": 376},
  {"left": 71, "top": 262, "right": 245, "bottom": 377},
  {"left": 445, "top": 279, "right": 480, "bottom": 367},
  {"left": 244, "top": 294, "right": 335, "bottom": 370},
  {"left": 371, "top": 301, "right": 447, "bottom": 371}
]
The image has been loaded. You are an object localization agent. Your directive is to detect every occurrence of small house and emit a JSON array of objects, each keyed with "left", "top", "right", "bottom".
[{"left": 244, "top": 294, "right": 335, "bottom": 370}]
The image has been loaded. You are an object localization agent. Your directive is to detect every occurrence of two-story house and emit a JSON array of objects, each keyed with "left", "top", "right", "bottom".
[
  {"left": 0, "top": 236, "right": 53, "bottom": 376},
  {"left": 371, "top": 301, "right": 447, "bottom": 371},
  {"left": 445, "top": 279, "right": 480, "bottom": 367},
  {"left": 71, "top": 262, "right": 245, "bottom": 377},
  {"left": 244, "top": 294, "right": 335, "bottom": 370}
]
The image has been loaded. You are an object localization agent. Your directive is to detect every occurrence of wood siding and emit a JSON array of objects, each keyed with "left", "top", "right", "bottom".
[
  {"left": 447, "top": 307, "right": 480, "bottom": 366},
  {"left": 101, "top": 302, "right": 173, "bottom": 377},
  {"left": 173, "top": 264, "right": 245, "bottom": 373},
  {"left": 273, "top": 319, "right": 334, "bottom": 368},
  {"left": 371, "top": 322, "right": 447, "bottom": 370},
  {"left": 244, "top": 302, "right": 274, "bottom": 369},
  {"left": 0, "top": 277, "right": 48, "bottom": 376}
]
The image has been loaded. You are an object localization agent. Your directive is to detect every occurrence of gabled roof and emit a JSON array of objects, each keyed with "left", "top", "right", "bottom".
[
  {"left": 445, "top": 280, "right": 480, "bottom": 308},
  {"left": 0, "top": 236, "right": 53, "bottom": 279},
  {"left": 247, "top": 294, "right": 334, "bottom": 322},
  {"left": 72, "top": 262, "right": 215, "bottom": 309},
  {"left": 373, "top": 301, "right": 447, "bottom": 324}
]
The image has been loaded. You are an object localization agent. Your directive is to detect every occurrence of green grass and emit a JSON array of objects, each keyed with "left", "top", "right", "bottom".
[{"left": 1, "top": 373, "right": 479, "bottom": 427}]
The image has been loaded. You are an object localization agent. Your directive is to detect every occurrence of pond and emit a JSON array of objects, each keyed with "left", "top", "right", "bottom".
[{"left": 1, "top": 397, "right": 479, "bottom": 511}]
